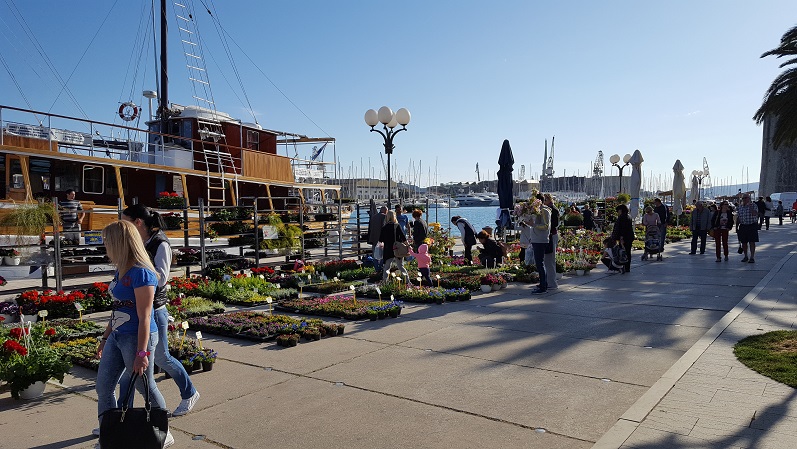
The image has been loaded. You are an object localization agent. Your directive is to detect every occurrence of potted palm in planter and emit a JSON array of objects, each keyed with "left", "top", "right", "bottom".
[{"left": 0, "top": 324, "right": 72, "bottom": 399}]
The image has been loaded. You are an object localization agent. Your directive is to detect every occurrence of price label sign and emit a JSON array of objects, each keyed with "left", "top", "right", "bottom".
[
  {"left": 38, "top": 310, "right": 49, "bottom": 318},
  {"left": 275, "top": 283, "right": 281, "bottom": 289},
  {"left": 181, "top": 321, "right": 189, "bottom": 330},
  {"left": 390, "top": 295, "right": 395, "bottom": 301},
  {"left": 436, "top": 275, "right": 441, "bottom": 280},
  {"left": 375, "top": 287, "right": 381, "bottom": 295},
  {"left": 334, "top": 277, "right": 339, "bottom": 282},
  {"left": 298, "top": 281, "right": 305, "bottom": 287},
  {"left": 266, "top": 296, "right": 273, "bottom": 304},
  {"left": 349, "top": 285, "right": 355, "bottom": 291},
  {"left": 195, "top": 331, "right": 203, "bottom": 340},
  {"left": 74, "top": 302, "right": 84, "bottom": 311}
]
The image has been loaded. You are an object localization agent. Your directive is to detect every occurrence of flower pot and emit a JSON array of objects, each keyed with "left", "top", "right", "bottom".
[
  {"left": 377, "top": 311, "right": 386, "bottom": 319},
  {"left": 193, "top": 361, "right": 202, "bottom": 371},
  {"left": 0, "top": 313, "right": 16, "bottom": 323},
  {"left": 3, "top": 257, "right": 21, "bottom": 266},
  {"left": 18, "top": 381, "right": 46, "bottom": 400},
  {"left": 435, "top": 297, "right": 444, "bottom": 304},
  {"left": 369, "top": 314, "right": 377, "bottom": 321},
  {"left": 575, "top": 270, "right": 585, "bottom": 276},
  {"left": 480, "top": 284, "right": 492, "bottom": 293},
  {"left": 501, "top": 282, "right": 508, "bottom": 289},
  {"left": 389, "top": 309, "right": 399, "bottom": 318},
  {"left": 201, "top": 361, "right": 214, "bottom": 371},
  {"left": 491, "top": 284, "right": 500, "bottom": 291},
  {"left": 184, "top": 366, "right": 194, "bottom": 375}
]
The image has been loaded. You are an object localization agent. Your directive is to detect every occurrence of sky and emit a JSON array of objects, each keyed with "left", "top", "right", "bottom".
[{"left": 1, "top": 0, "right": 794, "bottom": 191}]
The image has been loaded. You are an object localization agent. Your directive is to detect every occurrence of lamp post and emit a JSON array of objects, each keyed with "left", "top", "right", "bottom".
[
  {"left": 609, "top": 153, "right": 632, "bottom": 194},
  {"left": 364, "top": 106, "right": 411, "bottom": 209},
  {"left": 691, "top": 170, "right": 708, "bottom": 201}
]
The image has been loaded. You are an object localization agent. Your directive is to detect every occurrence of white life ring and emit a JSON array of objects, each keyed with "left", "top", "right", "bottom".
[{"left": 118, "top": 102, "right": 139, "bottom": 121}]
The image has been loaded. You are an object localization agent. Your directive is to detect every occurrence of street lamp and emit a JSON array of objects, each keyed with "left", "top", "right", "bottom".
[
  {"left": 609, "top": 153, "right": 632, "bottom": 194},
  {"left": 364, "top": 106, "right": 411, "bottom": 209},
  {"left": 691, "top": 170, "right": 708, "bottom": 201}
]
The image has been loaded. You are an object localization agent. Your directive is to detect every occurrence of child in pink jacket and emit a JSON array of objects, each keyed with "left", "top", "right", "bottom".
[{"left": 409, "top": 243, "right": 433, "bottom": 286}]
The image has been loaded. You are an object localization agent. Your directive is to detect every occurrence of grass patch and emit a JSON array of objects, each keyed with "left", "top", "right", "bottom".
[{"left": 733, "top": 330, "right": 797, "bottom": 388}]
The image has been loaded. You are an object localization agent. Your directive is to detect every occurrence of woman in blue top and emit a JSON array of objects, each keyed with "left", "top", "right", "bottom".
[{"left": 94, "top": 220, "right": 172, "bottom": 446}]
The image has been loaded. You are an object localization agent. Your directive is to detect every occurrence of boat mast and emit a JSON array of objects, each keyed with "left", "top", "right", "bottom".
[{"left": 159, "top": 0, "right": 169, "bottom": 136}]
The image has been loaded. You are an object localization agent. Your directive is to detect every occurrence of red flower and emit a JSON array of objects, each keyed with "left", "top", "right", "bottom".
[
  {"left": 0, "top": 316, "right": 4, "bottom": 322},
  {"left": 9, "top": 327, "right": 29, "bottom": 339},
  {"left": 159, "top": 191, "right": 170, "bottom": 197},
  {"left": 2, "top": 340, "right": 27, "bottom": 356},
  {"left": 170, "top": 192, "right": 180, "bottom": 197},
  {"left": 45, "top": 328, "right": 56, "bottom": 336}
]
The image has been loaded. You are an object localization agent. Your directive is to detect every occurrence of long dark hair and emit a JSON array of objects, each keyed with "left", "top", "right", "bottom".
[
  {"left": 616, "top": 204, "right": 629, "bottom": 216},
  {"left": 122, "top": 204, "right": 165, "bottom": 235}
]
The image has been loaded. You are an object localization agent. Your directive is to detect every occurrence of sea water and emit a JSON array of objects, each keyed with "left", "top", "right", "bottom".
[{"left": 352, "top": 206, "right": 504, "bottom": 238}]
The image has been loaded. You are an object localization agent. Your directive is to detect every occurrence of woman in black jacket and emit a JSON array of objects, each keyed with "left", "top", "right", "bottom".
[
  {"left": 610, "top": 204, "right": 634, "bottom": 273},
  {"left": 410, "top": 209, "right": 428, "bottom": 252},
  {"left": 379, "top": 211, "right": 410, "bottom": 282},
  {"left": 476, "top": 230, "right": 503, "bottom": 268}
]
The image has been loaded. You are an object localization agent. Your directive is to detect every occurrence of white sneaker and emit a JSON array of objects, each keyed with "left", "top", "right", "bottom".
[
  {"left": 164, "top": 430, "right": 175, "bottom": 448},
  {"left": 172, "top": 391, "right": 200, "bottom": 416},
  {"left": 92, "top": 427, "right": 100, "bottom": 436}
]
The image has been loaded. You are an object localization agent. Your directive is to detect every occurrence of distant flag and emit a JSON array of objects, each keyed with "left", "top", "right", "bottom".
[{"left": 311, "top": 143, "right": 328, "bottom": 161}]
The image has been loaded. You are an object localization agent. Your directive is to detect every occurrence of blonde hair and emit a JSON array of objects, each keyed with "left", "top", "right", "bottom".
[
  {"left": 384, "top": 210, "right": 397, "bottom": 224},
  {"left": 645, "top": 206, "right": 653, "bottom": 213},
  {"left": 102, "top": 220, "right": 157, "bottom": 279}
]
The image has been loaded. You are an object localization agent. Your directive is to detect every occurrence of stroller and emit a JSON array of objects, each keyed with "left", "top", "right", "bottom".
[
  {"left": 601, "top": 242, "right": 628, "bottom": 274},
  {"left": 641, "top": 226, "right": 663, "bottom": 261}
]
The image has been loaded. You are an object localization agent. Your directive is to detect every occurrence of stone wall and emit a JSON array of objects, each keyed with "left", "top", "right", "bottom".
[{"left": 759, "top": 115, "right": 797, "bottom": 196}]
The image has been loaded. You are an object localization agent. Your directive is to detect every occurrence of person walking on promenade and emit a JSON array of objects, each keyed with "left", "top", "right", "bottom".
[
  {"left": 520, "top": 198, "right": 551, "bottom": 294},
  {"left": 118, "top": 205, "right": 200, "bottom": 417},
  {"left": 543, "top": 193, "right": 560, "bottom": 289},
  {"left": 689, "top": 201, "right": 711, "bottom": 255},
  {"left": 94, "top": 220, "right": 173, "bottom": 447},
  {"left": 368, "top": 206, "right": 387, "bottom": 271},
  {"left": 764, "top": 196, "right": 774, "bottom": 230},
  {"left": 737, "top": 194, "right": 759, "bottom": 263},
  {"left": 451, "top": 215, "right": 478, "bottom": 264},
  {"left": 776, "top": 200, "right": 784, "bottom": 226},
  {"left": 792, "top": 199, "right": 797, "bottom": 223},
  {"left": 582, "top": 204, "right": 595, "bottom": 231},
  {"left": 653, "top": 198, "right": 669, "bottom": 252},
  {"left": 380, "top": 211, "right": 410, "bottom": 282},
  {"left": 712, "top": 201, "right": 734, "bottom": 262},
  {"left": 642, "top": 206, "right": 660, "bottom": 227},
  {"left": 611, "top": 204, "right": 634, "bottom": 273},
  {"left": 408, "top": 243, "right": 433, "bottom": 286},
  {"left": 410, "top": 209, "right": 428, "bottom": 252},
  {"left": 755, "top": 197, "right": 766, "bottom": 229}
]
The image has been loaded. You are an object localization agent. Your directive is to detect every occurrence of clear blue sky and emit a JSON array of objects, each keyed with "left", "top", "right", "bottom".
[{"left": 1, "top": 1, "right": 793, "bottom": 191}]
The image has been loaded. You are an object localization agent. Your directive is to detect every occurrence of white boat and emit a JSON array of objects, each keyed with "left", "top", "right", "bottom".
[{"left": 453, "top": 193, "right": 494, "bottom": 207}]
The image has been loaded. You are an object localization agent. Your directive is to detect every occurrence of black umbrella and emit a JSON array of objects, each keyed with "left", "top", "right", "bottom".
[{"left": 496, "top": 139, "right": 515, "bottom": 234}]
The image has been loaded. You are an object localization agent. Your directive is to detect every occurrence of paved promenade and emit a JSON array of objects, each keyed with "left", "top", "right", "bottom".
[{"left": 1, "top": 224, "right": 796, "bottom": 448}]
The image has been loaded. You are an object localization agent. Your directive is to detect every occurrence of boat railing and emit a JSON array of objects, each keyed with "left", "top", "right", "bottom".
[{"left": 0, "top": 104, "right": 336, "bottom": 186}]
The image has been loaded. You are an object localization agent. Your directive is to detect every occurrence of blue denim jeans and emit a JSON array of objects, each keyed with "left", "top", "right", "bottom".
[
  {"left": 97, "top": 330, "right": 165, "bottom": 420},
  {"left": 531, "top": 242, "right": 547, "bottom": 290},
  {"left": 119, "top": 306, "right": 196, "bottom": 405}
]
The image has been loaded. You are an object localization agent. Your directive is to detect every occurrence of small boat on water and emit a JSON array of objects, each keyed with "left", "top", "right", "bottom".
[{"left": 453, "top": 193, "right": 495, "bottom": 207}]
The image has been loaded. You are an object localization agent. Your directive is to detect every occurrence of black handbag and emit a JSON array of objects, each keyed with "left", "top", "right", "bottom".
[{"left": 99, "top": 373, "right": 168, "bottom": 449}]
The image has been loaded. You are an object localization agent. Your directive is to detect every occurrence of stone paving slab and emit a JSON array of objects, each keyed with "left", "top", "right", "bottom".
[
  {"left": 402, "top": 323, "right": 683, "bottom": 385},
  {"left": 174, "top": 375, "right": 591, "bottom": 449},
  {"left": 311, "top": 344, "right": 646, "bottom": 442}
]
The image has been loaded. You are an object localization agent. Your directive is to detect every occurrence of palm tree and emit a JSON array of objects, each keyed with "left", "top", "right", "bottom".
[{"left": 754, "top": 25, "right": 797, "bottom": 149}]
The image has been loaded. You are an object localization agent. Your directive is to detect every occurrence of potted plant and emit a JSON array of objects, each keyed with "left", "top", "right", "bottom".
[
  {"left": 0, "top": 301, "right": 20, "bottom": 323},
  {"left": 479, "top": 274, "right": 500, "bottom": 293},
  {"left": 198, "top": 348, "right": 217, "bottom": 371},
  {"left": 366, "top": 310, "right": 378, "bottom": 321},
  {"left": 156, "top": 191, "right": 185, "bottom": 209},
  {"left": 0, "top": 324, "right": 72, "bottom": 399},
  {"left": 181, "top": 357, "right": 195, "bottom": 374}
]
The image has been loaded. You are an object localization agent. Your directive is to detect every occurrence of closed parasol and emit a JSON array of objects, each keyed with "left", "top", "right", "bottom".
[
  {"left": 496, "top": 139, "right": 515, "bottom": 235},
  {"left": 672, "top": 160, "right": 686, "bottom": 217}
]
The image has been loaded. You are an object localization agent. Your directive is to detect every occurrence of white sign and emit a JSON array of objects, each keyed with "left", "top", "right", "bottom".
[
  {"left": 181, "top": 321, "right": 189, "bottom": 330},
  {"left": 38, "top": 310, "right": 49, "bottom": 318},
  {"left": 74, "top": 302, "right": 84, "bottom": 311},
  {"left": 375, "top": 287, "right": 381, "bottom": 295},
  {"left": 195, "top": 331, "right": 203, "bottom": 340},
  {"left": 262, "top": 225, "right": 279, "bottom": 240},
  {"left": 266, "top": 297, "right": 273, "bottom": 304},
  {"left": 293, "top": 167, "right": 324, "bottom": 178}
]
